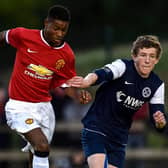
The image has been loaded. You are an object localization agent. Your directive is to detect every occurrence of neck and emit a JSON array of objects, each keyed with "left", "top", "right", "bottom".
[{"left": 42, "top": 30, "right": 64, "bottom": 47}]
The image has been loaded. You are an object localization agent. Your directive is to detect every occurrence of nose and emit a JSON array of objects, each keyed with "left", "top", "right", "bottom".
[
  {"left": 145, "top": 55, "right": 150, "bottom": 63},
  {"left": 56, "top": 30, "right": 64, "bottom": 38}
]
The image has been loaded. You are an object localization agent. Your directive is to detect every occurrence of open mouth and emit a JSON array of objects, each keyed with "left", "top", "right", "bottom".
[{"left": 142, "top": 66, "right": 151, "bottom": 71}]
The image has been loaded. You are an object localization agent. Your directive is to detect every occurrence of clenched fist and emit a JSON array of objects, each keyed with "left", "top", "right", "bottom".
[{"left": 153, "top": 111, "right": 166, "bottom": 129}]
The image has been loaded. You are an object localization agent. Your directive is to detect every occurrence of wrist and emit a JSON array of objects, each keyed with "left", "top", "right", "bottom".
[{"left": 84, "top": 73, "right": 98, "bottom": 87}]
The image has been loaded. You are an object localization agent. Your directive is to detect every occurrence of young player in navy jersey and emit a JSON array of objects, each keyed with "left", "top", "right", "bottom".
[
  {"left": 67, "top": 35, "right": 167, "bottom": 168},
  {"left": 0, "top": 5, "right": 91, "bottom": 168}
]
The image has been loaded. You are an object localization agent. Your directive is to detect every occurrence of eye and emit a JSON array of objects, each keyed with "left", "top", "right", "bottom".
[
  {"left": 139, "top": 53, "right": 146, "bottom": 57},
  {"left": 150, "top": 55, "right": 156, "bottom": 59},
  {"left": 61, "top": 28, "right": 68, "bottom": 33},
  {"left": 53, "top": 27, "right": 59, "bottom": 31}
]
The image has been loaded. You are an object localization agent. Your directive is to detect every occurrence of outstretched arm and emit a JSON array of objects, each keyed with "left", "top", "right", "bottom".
[
  {"left": 67, "top": 59, "right": 127, "bottom": 88},
  {"left": 67, "top": 73, "right": 98, "bottom": 88},
  {"left": 0, "top": 31, "right": 7, "bottom": 47}
]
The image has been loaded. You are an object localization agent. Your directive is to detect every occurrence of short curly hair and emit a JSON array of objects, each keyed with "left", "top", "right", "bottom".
[
  {"left": 131, "top": 35, "right": 162, "bottom": 59},
  {"left": 47, "top": 5, "right": 71, "bottom": 22}
]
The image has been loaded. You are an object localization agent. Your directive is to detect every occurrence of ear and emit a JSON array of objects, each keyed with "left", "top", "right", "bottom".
[
  {"left": 154, "top": 58, "right": 160, "bottom": 65},
  {"left": 44, "top": 18, "right": 49, "bottom": 27},
  {"left": 131, "top": 54, "right": 136, "bottom": 61}
]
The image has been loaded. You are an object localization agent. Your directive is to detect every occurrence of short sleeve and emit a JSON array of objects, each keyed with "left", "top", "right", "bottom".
[
  {"left": 6, "top": 27, "right": 24, "bottom": 48},
  {"left": 150, "top": 83, "right": 164, "bottom": 104},
  {"left": 105, "top": 59, "right": 126, "bottom": 79}
]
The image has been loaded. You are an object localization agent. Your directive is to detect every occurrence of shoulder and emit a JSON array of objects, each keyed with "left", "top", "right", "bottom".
[
  {"left": 64, "top": 42, "right": 73, "bottom": 50},
  {"left": 105, "top": 59, "right": 126, "bottom": 69},
  {"left": 150, "top": 71, "right": 163, "bottom": 85},
  {"left": 63, "top": 42, "right": 75, "bottom": 56},
  {"left": 121, "top": 59, "right": 134, "bottom": 67},
  {"left": 7, "top": 27, "right": 39, "bottom": 47},
  {"left": 112, "top": 59, "right": 135, "bottom": 71},
  {"left": 8, "top": 27, "right": 39, "bottom": 37},
  {"left": 103, "top": 59, "right": 127, "bottom": 79},
  {"left": 9, "top": 27, "right": 29, "bottom": 33}
]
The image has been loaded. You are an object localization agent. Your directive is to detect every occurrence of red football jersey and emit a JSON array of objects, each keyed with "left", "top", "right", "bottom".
[{"left": 6, "top": 27, "right": 76, "bottom": 102}]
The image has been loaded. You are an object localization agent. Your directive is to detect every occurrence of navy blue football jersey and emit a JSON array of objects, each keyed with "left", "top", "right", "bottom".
[{"left": 82, "top": 59, "right": 165, "bottom": 145}]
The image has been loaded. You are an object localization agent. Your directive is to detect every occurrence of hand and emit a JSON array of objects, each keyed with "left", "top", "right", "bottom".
[
  {"left": 78, "top": 90, "right": 92, "bottom": 104},
  {"left": 66, "top": 76, "right": 84, "bottom": 88},
  {"left": 67, "top": 73, "right": 98, "bottom": 88},
  {"left": 66, "top": 76, "right": 88, "bottom": 88},
  {"left": 153, "top": 111, "right": 167, "bottom": 129}
]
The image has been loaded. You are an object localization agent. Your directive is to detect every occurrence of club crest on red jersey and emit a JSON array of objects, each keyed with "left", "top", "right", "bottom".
[
  {"left": 55, "top": 59, "right": 65, "bottom": 70},
  {"left": 25, "top": 118, "right": 34, "bottom": 124}
]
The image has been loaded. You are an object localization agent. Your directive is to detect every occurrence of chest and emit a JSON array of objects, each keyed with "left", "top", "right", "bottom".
[
  {"left": 99, "top": 72, "right": 155, "bottom": 111},
  {"left": 120, "top": 77, "right": 151, "bottom": 100},
  {"left": 112, "top": 71, "right": 156, "bottom": 105},
  {"left": 16, "top": 40, "right": 72, "bottom": 74}
]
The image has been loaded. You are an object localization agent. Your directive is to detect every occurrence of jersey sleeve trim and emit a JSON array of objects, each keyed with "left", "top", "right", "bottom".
[
  {"left": 150, "top": 83, "right": 164, "bottom": 104},
  {"left": 60, "top": 83, "right": 71, "bottom": 88},
  {"left": 105, "top": 59, "right": 126, "bottom": 79},
  {"left": 5, "top": 30, "right": 10, "bottom": 44},
  {"left": 93, "top": 67, "right": 113, "bottom": 85}
]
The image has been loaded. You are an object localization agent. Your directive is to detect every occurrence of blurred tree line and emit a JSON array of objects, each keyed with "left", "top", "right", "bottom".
[
  {"left": 0, "top": 0, "right": 168, "bottom": 68},
  {"left": 104, "top": 0, "right": 168, "bottom": 42}
]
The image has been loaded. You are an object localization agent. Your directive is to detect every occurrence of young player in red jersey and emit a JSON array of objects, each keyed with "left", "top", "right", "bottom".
[{"left": 0, "top": 5, "right": 91, "bottom": 168}]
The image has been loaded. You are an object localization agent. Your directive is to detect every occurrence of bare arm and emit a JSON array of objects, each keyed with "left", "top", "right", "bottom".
[
  {"left": 83, "top": 73, "right": 98, "bottom": 87},
  {"left": 0, "top": 31, "right": 7, "bottom": 47},
  {"left": 67, "top": 73, "right": 98, "bottom": 88}
]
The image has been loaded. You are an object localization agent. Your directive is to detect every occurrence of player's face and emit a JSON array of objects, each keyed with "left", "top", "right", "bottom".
[
  {"left": 132, "top": 47, "right": 159, "bottom": 78},
  {"left": 44, "top": 19, "right": 69, "bottom": 47}
]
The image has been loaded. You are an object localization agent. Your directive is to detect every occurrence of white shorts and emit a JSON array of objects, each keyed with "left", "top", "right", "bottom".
[{"left": 5, "top": 99, "right": 56, "bottom": 153}]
